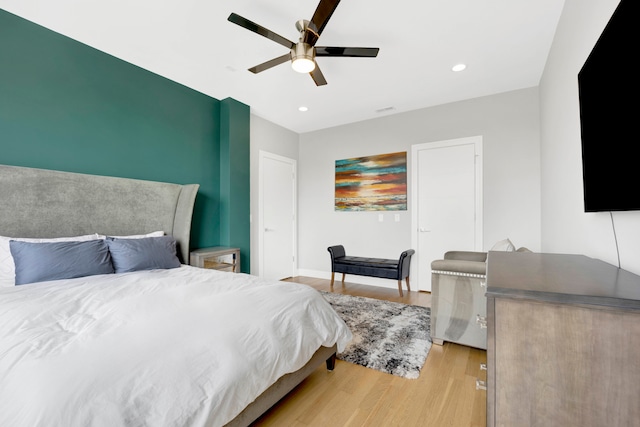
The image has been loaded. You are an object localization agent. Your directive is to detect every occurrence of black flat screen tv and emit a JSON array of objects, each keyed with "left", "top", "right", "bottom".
[{"left": 578, "top": 0, "right": 636, "bottom": 212}]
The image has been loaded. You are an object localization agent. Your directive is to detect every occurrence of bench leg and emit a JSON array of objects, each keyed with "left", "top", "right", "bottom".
[
  {"left": 341, "top": 273, "right": 345, "bottom": 285},
  {"left": 397, "top": 280, "right": 404, "bottom": 297},
  {"left": 405, "top": 276, "right": 411, "bottom": 292},
  {"left": 330, "top": 272, "right": 335, "bottom": 288}
]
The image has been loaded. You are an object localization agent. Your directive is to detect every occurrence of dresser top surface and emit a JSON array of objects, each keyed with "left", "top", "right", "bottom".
[{"left": 486, "top": 252, "right": 640, "bottom": 309}]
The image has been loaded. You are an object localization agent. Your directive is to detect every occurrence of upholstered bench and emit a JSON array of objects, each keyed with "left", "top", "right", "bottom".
[
  {"left": 430, "top": 244, "right": 531, "bottom": 350},
  {"left": 327, "top": 245, "right": 415, "bottom": 296},
  {"left": 430, "top": 251, "right": 488, "bottom": 350}
]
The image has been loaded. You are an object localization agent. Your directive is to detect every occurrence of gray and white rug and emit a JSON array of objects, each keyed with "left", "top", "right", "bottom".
[{"left": 320, "top": 291, "right": 432, "bottom": 379}]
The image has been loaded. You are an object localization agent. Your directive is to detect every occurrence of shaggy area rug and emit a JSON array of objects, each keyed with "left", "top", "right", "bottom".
[{"left": 320, "top": 291, "right": 432, "bottom": 379}]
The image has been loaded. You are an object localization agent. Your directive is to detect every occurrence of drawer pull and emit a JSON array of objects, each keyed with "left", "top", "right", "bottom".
[
  {"left": 480, "top": 363, "right": 487, "bottom": 371},
  {"left": 480, "top": 280, "right": 487, "bottom": 288},
  {"left": 476, "top": 379, "right": 487, "bottom": 391},
  {"left": 476, "top": 315, "right": 487, "bottom": 329}
]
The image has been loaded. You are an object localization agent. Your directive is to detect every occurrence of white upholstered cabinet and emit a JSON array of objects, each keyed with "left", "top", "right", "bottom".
[{"left": 431, "top": 250, "right": 488, "bottom": 350}]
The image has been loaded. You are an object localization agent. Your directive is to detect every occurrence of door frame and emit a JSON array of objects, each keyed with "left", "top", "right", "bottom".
[
  {"left": 258, "top": 150, "right": 297, "bottom": 278},
  {"left": 410, "top": 136, "right": 483, "bottom": 291}
]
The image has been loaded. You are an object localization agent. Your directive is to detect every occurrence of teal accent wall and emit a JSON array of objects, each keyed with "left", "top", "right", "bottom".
[
  {"left": 0, "top": 9, "right": 250, "bottom": 271},
  {"left": 219, "top": 98, "right": 251, "bottom": 272}
]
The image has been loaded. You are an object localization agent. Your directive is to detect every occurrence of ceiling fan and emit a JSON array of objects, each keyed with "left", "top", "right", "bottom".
[{"left": 227, "top": 0, "right": 379, "bottom": 86}]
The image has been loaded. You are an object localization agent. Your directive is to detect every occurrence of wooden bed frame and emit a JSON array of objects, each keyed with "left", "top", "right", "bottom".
[{"left": 0, "top": 164, "right": 337, "bottom": 427}]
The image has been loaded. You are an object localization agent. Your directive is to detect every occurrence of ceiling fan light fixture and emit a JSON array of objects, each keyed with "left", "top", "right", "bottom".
[
  {"left": 228, "top": 0, "right": 379, "bottom": 86},
  {"left": 291, "top": 43, "right": 316, "bottom": 73}
]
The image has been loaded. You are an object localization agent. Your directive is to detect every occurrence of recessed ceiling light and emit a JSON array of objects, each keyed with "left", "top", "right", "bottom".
[
  {"left": 298, "top": 106, "right": 308, "bottom": 112},
  {"left": 452, "top": 63, "right": 467, "bottom": 72}
]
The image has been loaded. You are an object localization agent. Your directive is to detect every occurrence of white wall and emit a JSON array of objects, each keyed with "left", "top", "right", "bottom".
[
  {"left": 249, "top": 114, "right": 299, "bottom": 274},
  {"left": 297, "top": 88, "right": 541, "bottom": 288},
  {"left": 249, "top": 0, "right": 640, "bottom": 287},
  {"left": 539, "top": 0, "right": 640, "bottom": 275}
]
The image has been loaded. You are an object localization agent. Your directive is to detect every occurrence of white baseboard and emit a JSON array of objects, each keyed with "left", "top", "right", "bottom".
[{"left": 296, "top": 269, "right": 401, "bottom": 291}]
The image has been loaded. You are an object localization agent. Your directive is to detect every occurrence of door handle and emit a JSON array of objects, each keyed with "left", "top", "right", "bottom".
[
  {"left": 265, "top": 227, "right": 276, "bottom": 232},
  {"left": 419, "top": 228, "right": 431, "bottom": 232}
]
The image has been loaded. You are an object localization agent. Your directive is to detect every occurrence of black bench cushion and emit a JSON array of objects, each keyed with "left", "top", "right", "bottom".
[
  {"left": 332, "top": 256, "right": 399, "bottom": 280},
  {"left": 335, "top": 256, "right": 398, "bottom": 269}
]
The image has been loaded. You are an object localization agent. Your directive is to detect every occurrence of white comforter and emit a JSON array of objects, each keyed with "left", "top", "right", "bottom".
[{"left": 0, "top": 266, "right": 352, "bottom": 427}]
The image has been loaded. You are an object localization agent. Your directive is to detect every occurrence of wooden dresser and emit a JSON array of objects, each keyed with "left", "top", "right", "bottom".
[{"left": 485, "top": 252, "right": 640, "bottom": 427}]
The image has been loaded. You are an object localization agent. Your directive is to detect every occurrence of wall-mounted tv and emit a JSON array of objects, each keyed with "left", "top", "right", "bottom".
[{"left": 578, "top": 0, "right": 636, "bottom": 212}]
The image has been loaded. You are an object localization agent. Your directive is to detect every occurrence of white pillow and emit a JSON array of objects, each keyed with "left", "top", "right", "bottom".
[
  {"left": 0, "top": 233, "right": 101, "bottom": 286},
  {"left": 490, "top": 238, "right": 516, "bottom": 252},
  {"left": 97, "top": 231, "right": 164, "bottom": 239}
]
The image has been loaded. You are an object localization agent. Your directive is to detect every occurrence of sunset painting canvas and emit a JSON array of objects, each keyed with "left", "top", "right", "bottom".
[{"left": 335, "top": 151, "right": 407, "bottom": 211}]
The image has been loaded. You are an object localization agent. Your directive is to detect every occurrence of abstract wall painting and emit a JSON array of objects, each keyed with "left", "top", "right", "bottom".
[{"left": 335, "top": 151, "right": 407, "bottom": 211}]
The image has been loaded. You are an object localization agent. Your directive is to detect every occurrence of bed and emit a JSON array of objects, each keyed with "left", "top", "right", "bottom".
[{"left": 0, "top": 164, "right": 352, "bottom": 427}]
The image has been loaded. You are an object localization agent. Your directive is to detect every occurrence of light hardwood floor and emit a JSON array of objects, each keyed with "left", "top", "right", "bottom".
[{"left": 251, "top": 276, "right": 487, "bottom": 427}]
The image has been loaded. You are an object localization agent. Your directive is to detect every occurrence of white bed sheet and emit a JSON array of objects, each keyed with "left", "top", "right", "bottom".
[{"left": 0, "top": 266, "right": 352, "bottom": 427}]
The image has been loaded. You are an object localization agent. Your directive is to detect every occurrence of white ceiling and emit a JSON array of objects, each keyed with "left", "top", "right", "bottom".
[{"left": 0, "top": 0, "right": 566, "bottom": 134}]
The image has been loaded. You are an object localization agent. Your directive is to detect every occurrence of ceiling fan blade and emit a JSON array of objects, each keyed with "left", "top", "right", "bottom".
[
  {"left": 228, "top": 13, "right": 295, "bottom": 49},
  {"left": 248, "top": 53, "right": 291, "bottom": 74},
  {"left": 315, "top": 46, "right": 380, "bottom": 57},
  {"left": 310, "top": 64, "right": 328, "bottom": 86},
  {"left": 304, "top": 0, "right": 341, "bottom": 46}
]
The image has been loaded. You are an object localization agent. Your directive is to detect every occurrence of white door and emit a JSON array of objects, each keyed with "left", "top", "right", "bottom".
[
  {"left": 411, "top": 137, "right": 483, "bottom": 291},
  {"left": 259, "top": 151, "right": 296, "bottom": 281}
]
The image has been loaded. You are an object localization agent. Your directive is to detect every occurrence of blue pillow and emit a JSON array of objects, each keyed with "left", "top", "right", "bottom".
[
  {"left": 106, "top": 235, "right": 181, "bottom": 273},
  {"left": 10, "top": 240, "right": 114, "bottom": 285}
]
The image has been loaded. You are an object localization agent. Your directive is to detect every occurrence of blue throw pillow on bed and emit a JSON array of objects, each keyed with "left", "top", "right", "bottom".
[
  {"left": 106, "top": 235, "right": 181, "bottom": 273},
  {"left": 10, "top": 239, "right": 115, "bottom": 285}
]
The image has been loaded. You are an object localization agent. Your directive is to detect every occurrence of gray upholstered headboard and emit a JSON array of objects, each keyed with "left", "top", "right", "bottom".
[{"left": 0, "top": 165, "right": 199, "bottom": 263}]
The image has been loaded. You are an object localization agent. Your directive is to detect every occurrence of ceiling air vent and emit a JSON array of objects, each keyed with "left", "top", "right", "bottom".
[{"left": 375, "top": 106, "right": 395, "bottom": 114}]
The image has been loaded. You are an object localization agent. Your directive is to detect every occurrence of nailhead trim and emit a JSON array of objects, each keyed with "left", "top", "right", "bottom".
[{"left": 431, "top": 270, "right": 486, "bottom": 279}]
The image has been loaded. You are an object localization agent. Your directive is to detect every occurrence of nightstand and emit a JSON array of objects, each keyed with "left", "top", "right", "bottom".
[{"left": 190, "top": 247, "right": 240, "bottom": 273}]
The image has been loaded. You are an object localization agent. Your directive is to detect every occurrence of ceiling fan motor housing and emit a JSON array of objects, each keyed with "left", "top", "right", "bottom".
[
  {"left": 291, "top": 42, "right": 315, "bottom": 62},
  {"left": 291, "top": 19, "right": 316, "bottom": 73}
]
